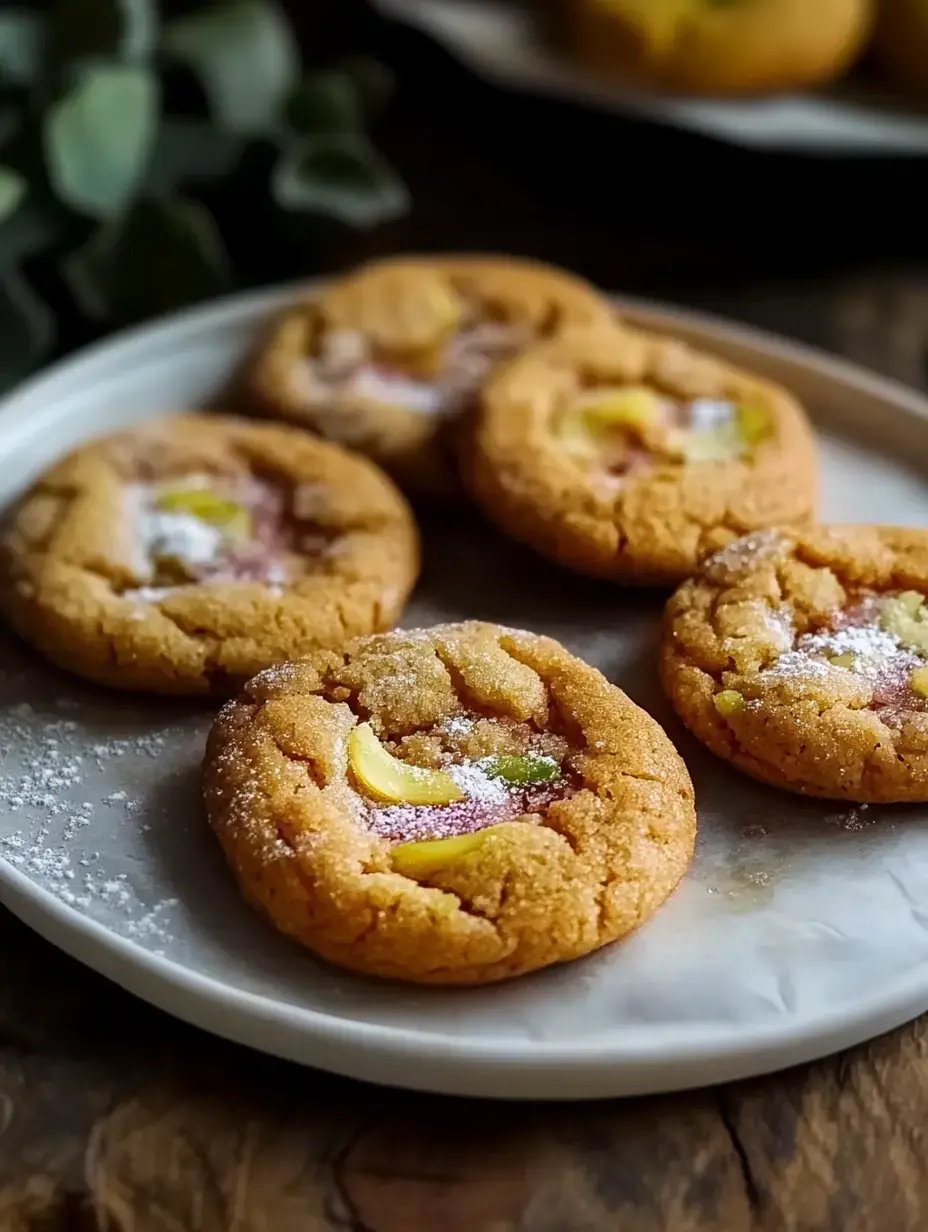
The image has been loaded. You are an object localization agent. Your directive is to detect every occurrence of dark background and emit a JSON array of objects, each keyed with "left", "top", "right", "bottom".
[{"left": 300, "top": 0, "right": 928, "bottom": 388}]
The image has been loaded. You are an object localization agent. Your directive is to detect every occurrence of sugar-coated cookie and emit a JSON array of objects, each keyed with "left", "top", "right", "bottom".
[
  {"left": 460, "top": 322, "right": 818, "bottom": 585},
  {"left": 246, "top": 255, "right": 612, "bottom": 499},
  {"left": 873, "top": 0, "right": 928, "bottom": 93},
  {"left": 203, "top": 622, "right": 696, "bottom": 984},
  {"left": 0, "top": 414, "right": 419, "bottom": 695},
  {"left": 660, "top": 526, "right": 928, "bottom": 802},
  {"left": 566, "top": 0, "right": 874, "bottom": 96}
]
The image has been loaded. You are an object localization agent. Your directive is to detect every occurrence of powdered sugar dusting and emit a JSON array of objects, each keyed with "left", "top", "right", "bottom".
[
  {"left": 366, "top": 754, "right": 567, "bottom": 843},
  {"left": 446, "top": 760, "right": 509, "bottom": 804},
  {"left": 0, "top": 663, "right": 205, "bottom": 951}
]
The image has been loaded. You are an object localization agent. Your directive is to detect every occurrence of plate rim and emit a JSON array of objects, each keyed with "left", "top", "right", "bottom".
[{"left": 2, "top": 280, "right": 928, "bottom": 1098}]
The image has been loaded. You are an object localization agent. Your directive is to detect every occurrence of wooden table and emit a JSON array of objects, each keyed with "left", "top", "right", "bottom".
[{"left": 5, "top": 8, "right": 928, "bottom": 1230}]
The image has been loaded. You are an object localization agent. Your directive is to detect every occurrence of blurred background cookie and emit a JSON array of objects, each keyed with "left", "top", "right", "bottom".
[
  {"left": 0, "top": 415, "right": 420, "bottom": 695},
  {"left": 246, "top": 255, "right": 611, "bottom": 500},
  {"left": 461, "top": 321, "right": 818, "bottom": 585},
  {"left": 565, "top": 0, "right": 875, "bottom": 96}
]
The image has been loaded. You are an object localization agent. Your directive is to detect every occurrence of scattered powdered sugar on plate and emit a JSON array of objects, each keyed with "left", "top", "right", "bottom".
[{"left": 0, "top": 668, "right": 205, "bottom": 952}]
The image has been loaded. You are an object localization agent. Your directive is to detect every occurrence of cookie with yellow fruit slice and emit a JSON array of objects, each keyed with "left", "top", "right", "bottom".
[
  {"left": 0, "top": 414, "right": 419, "bottom": 695},
  {"left": 460, "top": 322, "right": 818, "bottom": 585},
  {"left": 202, "top": 621, "right": 696, "bottom": 984},
  {"left": 244, "top": 255, "right": 612, "bottom": 499},
  {"left": 660, "top": 525, "right": 928, "bottom": 802},
  {"left": 564, "top": 0, "right": 873, "bottom": 96}
]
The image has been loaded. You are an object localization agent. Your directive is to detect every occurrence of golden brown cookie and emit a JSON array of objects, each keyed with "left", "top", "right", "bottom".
[
  {"left": 0, "top": 414, "right": 419, "bottom": 695},
  {"left": 460, "top": 322, "right": 818, "bottom": 586},
  {"left": 873, "top": 0, "right": 928, "bottom": 93},
  {"left": 245, "top": 255, "right": 612, "bottom": 499},
  {"left": 660, "top": 525, "right": 928, "bottom": 802},
  {"left": 203, "top": 622, "right": 696, "bottom": 984},
  {"left": 565, "top": 0, "right": 874, "bottom": 96}
]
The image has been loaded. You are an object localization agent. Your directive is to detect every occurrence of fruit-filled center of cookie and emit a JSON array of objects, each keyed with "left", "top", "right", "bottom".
[
  {"left": 721, "top": 591, "right": 928, "bottom": 719},
  {"left": 347, "top": 715, "right": 573, "bottom": 844},
  {"left": 297, "top": 318, "right": 532, "bottom": 418},
  {"left": 127, "top": 475, "right": 337, "bottom": 591},
  {"left": 558, "top": 387, "right": 768, "bottom": 474},
  {"left": 800, "top": 591, "right": 928, "bottom": 710}
]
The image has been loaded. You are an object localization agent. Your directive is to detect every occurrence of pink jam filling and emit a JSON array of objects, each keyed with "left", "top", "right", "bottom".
[
  {"left": 602, "top": 397, "right": 737, "bottom": 476},
  {"left": 304, "top": 321, "right": 531, "bottom": 420},
  {"left": 133, "top": 478, "right": 334, "bottom": 591},
  {"left": 784, "top": 595, "right": 927, "bottom": 713},
  {"left": 367, "top": 780, "right": 570, "bottom": 845}
]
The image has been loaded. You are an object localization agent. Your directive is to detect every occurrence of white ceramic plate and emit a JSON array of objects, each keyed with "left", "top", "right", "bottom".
[
  {"left": 3, "top": 285, "right": 928, "bottom": 1101},
  {"left": 371, "top": 0, "right": 928, "bottom": 156}
]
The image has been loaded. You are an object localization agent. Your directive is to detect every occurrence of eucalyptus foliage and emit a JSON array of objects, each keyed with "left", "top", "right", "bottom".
[{"left": 0, "top": 0, "right": 407, "bottom": 387}]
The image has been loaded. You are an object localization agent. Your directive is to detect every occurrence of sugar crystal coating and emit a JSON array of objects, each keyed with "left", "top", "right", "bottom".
[{"left": 205, "top": 620, "right": 696, "bottom": 984}]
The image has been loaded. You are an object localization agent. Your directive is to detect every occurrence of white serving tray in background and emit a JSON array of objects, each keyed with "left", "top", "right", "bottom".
[{"left": 372, "top": 0, "right": 928, "bottom": 155}]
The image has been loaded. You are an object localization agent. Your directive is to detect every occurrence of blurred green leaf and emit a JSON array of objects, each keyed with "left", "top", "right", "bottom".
[
  {"left": 44, "top": 64, "right": 158, "bottom": 218},
  {"left": 286, "top": 72, "right": 360, "bottom": 136},
  {"left": 149, "top": 118, "right": 242, "bottom": 191},
  {"left": 0, "top": 166, "right": 26, "bottom": 222},
  {"left": 162, "top": 1, "right": 298, "bottom": 136},
  {"left": 0, "top": 198, "right": 67, "bottom": 272},
  {"left": 65, "top": 195, "right": 231, "bottom": 321},
  {"left": 272, "top": 135, "right": 408, "bottom": 229},
  {"left": 337, "top": 56, "right": 395, "bottom": 117},
  {"left": 0, "top": 11, "right": 44, "bottom": 88},
  {"left": 0, "top": 267, "right": 54, "bottom": 390},
  {"left": 50, "top": 0, "right": 158, "bottom": 64}
]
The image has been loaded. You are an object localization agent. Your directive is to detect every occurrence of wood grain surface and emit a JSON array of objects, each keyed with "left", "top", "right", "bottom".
[{"left": 4, "top": 5, "right": 928, "bottom": 1230}]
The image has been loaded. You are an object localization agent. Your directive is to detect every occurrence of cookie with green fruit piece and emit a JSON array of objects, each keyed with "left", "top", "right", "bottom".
[
  {"left": 460, "top": 322, "right": 818, "bottom": 585},
  {"left": 245, "top": 254, "right": 612, "bottom": 500},
  {"left": 203, "top": 621, "right": 696, "bottom": 984},
  {"left": 660, "top": 525, "right": 928, "bottom": 802},
  {"left": 0, "top": 414, "right": 419, "bottom": 695}
]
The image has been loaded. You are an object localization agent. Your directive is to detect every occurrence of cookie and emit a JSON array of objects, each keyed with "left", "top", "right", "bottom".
[
  {"left": 660, "top": 526, "right": 928, "bottom": 803},
  {"left": 460, "top": 322, "right": 818, "bottom": 586},
  {"left": 873, "top": 0, "right": 928, "bottom": 93},
  {"left": 565, "top": 0, "right": 873, "bottom": 96},
  {"left": 245, "top": 255, "right": 611, "bottom": 499},
  {"left": 0, "top": 414, "right": 419, "bottom": 695},
  {"left": 203, "top": 621, "right": 696, "bottom": 984}
]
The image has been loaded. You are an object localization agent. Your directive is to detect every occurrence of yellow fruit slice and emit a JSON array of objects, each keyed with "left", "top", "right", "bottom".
[
  {"left": 714, "top": 689, "right": 744, "bottom": 718},
  {"left": 156, "top": 486, "right": 253, "bottom": 538},
  {"left": 828, "top": 652, "right": 856, "bottom": 669},
  {"left": 737, "top": 403, "right": 769, "bottom": 445},
  {"left": 391, "top": 828, "right": 498, "bottom": 878},
  {"left": 348, "top": 722, "right": 465, "bottom": 805},
  {"left": 911, "top": 666, "right": 928, "bottom": 698},
  {"left": 878, "top": 591, "right": 928, "bottom": 655},
  {"left": 556, "top": 385, "right": 663, "bottom": 456}
]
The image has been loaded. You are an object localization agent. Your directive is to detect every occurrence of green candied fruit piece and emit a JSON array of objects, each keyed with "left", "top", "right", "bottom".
[
  {"left": 877, "top": 590, "right": 928, "bottom": 655},
  {"left": 156, "top": 486, "right": 252, "bottom": 538},
  {"left": 481, "top": 753, "right": 561, "bottom": 786}
]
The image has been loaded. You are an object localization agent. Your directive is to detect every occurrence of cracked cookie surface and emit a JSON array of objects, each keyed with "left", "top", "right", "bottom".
[
  {"left": 245, "top": 255, "right": 612, "bottom": 499},
  {"left": 660, "top": 526, "right": 928, "bottom": 802},
  {"left": 203, "top": 621, "right": 696, "bottom": 984},
  {"left": 0, "top": 414, "right": 419, "bottom": 695},
  {"left": 460, "top": 322, "right": 818, "bottom": 585}
]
